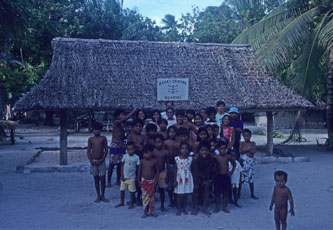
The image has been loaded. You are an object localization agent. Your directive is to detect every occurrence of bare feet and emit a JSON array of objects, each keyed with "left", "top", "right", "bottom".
[
  {"left": 251, "top": 195, "right": 259, "bottom": 200},
  {"left": 223, "top": 208, "right": 230, "bottom": 213},
  {"left": 202, "top": 209, "right": 211, "bottom": 216},
  {"left": 213, "top": 208, "right": 219, "bottom": 213},
  {"left": 176, "top": 210, "right": 181, "bottom": 216},
  {"left": 128, "top": 205, "right": 134, "bottom": 209},
  {"left": 141, "top": 213, "right": 148, "bottom": 218},
  {"left": 160, "top": 206, "right": 166, "bottom": 212},
  {"left": 94, "top": 197, "right": 101, "bottom": 203},
  {"left": 115, "top": 203, "right": 124, "bottom": 208},
  {"left": 101, "top": 197, "right": 109, "bottom": 203},
  {"left": 182, "top": 210, "right": 188, "bottom": 215}
]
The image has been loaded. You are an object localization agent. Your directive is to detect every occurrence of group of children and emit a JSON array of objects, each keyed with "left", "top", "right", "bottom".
[{"left": 87, "top": 101, "right": 294, "bottom": 229}]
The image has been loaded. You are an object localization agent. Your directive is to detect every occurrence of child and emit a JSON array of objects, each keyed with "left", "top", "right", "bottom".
[
  {"left": 228, "top": 150, "right": 242, "bottom": 207},
  {"left": 138, "top": 144, "right": 159, "bottom": 218},
  {"left": 107, "top": 108, "right": 137, "bottom": 187},
  {"left": 161, "top": 101, "right": 176, "bottom": 120},
  {"left": 214, "top": 140, "right": 234, "bottom": 213},
  {"left": 115, "top": 142, "right": 140, "bottom": 209},
  {"left": 87, "top": 122, "right": 109, "bottom": 203},
  {"left": 144, "top": 123, "right": 157, "bottom": 146},
  {"left": 127, "top": 119, "right": 145, "bottom": 159},
  {"left": 135, "top": 109, "right": 147, "bottom": 135},
  {"left": 211, "top": 124, "right": 220, "bottom": 139},
  {"left": 193, "top": 127, "right": 209, "bottom": 154},
  {"left": 174, "top": 142, "right": 194, "bottom": 216},
  {"left": 164, "top": 126, "right": 178, "bottom": 207},
  {"left": 205, "top": 107, "right": 217, "bottom": 126},
  {"left": 206, "top": 124, "right": 213, "bottom": 138},
  {"left": 208, "top": 137, "right": 218, "bottom": 156},
  {"left": 185, "top": 109, "right": 195, "bottom": 123},
  {"left": 192, "top": 140, "right": 216, "bottom": 215},
  {"left": 165, "top": 107, "right": 177, "bottom": 128},
  {"left": 191, "top": 114, "right": 204, "bottom": 143},
  {"left": 215, "top": 101, "right": 226, "bottom": 125},
  {"left": 220, "top": 113, "right": 235, "bottom": 150},
  {"left": 239, "top": 129, "right": 258, "bottom": 199},
  {"left": 270, "top": 171, "right": 295, "bottom": 230},
  {"left": 199, "top": 108, "right": 208, "bottom": 123},
  {"left": 176, "top": 127, "right": 194, "bottom": 156},
  {"left": 157, "top": 118, "right": 168, "bottom": 139},
  {"left": 152, "top": 134, "right": 169, "bottom": 211},
  {"left": 173, "top": 110, "right": 197, "bottom": 134}
]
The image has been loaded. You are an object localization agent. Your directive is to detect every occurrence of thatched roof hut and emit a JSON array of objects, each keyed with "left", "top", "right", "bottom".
[{"left": 14, "top": 38, "right": 313, "bottom": 112}]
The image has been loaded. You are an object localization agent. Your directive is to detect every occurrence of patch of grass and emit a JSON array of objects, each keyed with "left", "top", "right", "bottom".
[
  {"left": 292, "top": 136, "right": 307, "bottom": 142},
  {"left": 273, "top": 132, "right": 283, "bottom": 139},
  {"left": 253, "top": 129, "right": 266, "bottom": 135}
]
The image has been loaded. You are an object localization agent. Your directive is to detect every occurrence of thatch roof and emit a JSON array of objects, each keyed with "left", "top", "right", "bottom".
[{"left": 14, "top": 38, "right": 314, "bottom": 112}]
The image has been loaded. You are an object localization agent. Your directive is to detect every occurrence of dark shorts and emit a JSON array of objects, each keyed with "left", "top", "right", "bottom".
[{"left": 214, "top": 174, "right": 231, "bottom": 193}]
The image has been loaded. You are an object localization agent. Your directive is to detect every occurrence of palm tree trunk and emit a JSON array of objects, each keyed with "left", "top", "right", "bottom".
[{"left": 327, "top": 48, "right": 333, "bottom": 149}]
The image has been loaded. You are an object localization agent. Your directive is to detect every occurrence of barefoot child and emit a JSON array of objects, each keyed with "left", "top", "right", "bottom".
[
  {"left": 152, "top": 134, "right": 169, "bottom": 211},
  {"left": 138, "top": 145, "right": 159, "bottom": 218},
  {"left": 87, "top": 122, "right": 109, "bottom": 203},
  {"left": 214, "top": 140, "right": 235, "bottom": 213},
  {"left": 228, "top": 150, "right": 242, "bottom": 207},
  {"left": 164, "top": 126, "right": 178, "bottom": 207},
  {"left": 144, "top": 123, "right": 158, "bottom": 146},
  {"left": 174, "top": 142, "right": 194, "bottom": 216},
  {"left": 115, "top": 142, "right": 140, "bottom": 209},
  {"left": 157, "top": 119, "right": 168, "bottom": 139},
  {"left": 220, "top": 113, "right": 235, "bottom": 150},
  {"left": 270, "top": 171, "right": 295, "bottom": 230},
  {"left": 239, "top": 129, "right": 258, "bottom": 199},
  {"left": 107, "top": 108, "right": 137, "bottom": 187}
]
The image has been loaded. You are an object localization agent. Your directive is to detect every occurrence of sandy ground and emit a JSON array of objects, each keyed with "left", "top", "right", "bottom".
[{"left": 0, "top": 125, "right": 332, "bottom": 230}]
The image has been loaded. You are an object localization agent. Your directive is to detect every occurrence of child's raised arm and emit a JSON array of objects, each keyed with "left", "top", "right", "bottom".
[
  {"left": 288, "top": 188, "right": 295, "bottom": 216},
  {"left": 114, "top": 108, "right": 138, "bottom": 124}
]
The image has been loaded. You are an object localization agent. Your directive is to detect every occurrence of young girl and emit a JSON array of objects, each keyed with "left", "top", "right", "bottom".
[
  {"left": 194, "top": 127, "right": 209, "bottom": 153},
  {"left": 220, "top": 113, "right": 235, "bottom": 150},
  {"left": 228, "top": 150, "right": 243, "bottom": 207},
  {"left": 190, "top": 114, "right": 204, "bottom": 143},
  {"left": 174, "top": 142, "right": 194, "bottom": 216},
  {"left": 239, "top": 129, "right": 258, "bottom": 199}
]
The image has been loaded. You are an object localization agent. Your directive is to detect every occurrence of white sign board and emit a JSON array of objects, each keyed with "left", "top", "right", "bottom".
[{"left": 157, "top": 78, "right": 189, "bottom": 101}]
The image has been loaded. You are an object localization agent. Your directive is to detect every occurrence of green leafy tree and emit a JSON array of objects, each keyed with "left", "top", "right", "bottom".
[
  {"left": 161, "top": 14, "right": 181, "bottom": 41},
  {"left": 233, "top": 0, "right": 333, "bottom": 148}
]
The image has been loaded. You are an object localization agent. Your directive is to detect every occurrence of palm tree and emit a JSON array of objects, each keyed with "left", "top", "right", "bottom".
[
  {"left": 232, "top": 0, "right": 333, "bottom": 149},
  {"left": 161, "top": 14, "right": 178, "bottom": 30}
]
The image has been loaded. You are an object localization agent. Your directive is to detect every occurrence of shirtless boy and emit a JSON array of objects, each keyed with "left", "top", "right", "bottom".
[
  {"left": 152, "top": 134, "right": 169, "bottom": 211},
  {"left": 157, "top": 119, "right": 168, "bottom": 139},
  {"left": 270, "top": 171, "right": 295, "bottom": 230},
  {"left": 107, "top": 108, "right": 137, "bottom": 187},
  {"left": 144, "top": 123, "right": 157, "bottom": 146},
  {"left": 164, "top": 126, "right": 178, "bottom": 207},
  {"left": 87, "top": 122, "right": 109, "bottom": 203},
  {"left": 138, "top": 145, "right": 159, "bottom": 218},
  {"left": 127, "top": 119, "right": 145, "bottom": 159},
  {"left": 176, "top": 127, "right": 194, "bottom": 155},
  {"left": 214, "top": 140, "right": 235, "bottom": 213}
]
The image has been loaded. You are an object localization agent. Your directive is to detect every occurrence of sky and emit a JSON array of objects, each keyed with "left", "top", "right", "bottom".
[{"left": 123, "top": 0, "right": 223, "bottom": 26}]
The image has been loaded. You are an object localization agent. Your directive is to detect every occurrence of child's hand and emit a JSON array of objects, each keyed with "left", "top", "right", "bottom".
[
  {"left": 173, "top": 181, "right": 178, "bottom": 187},
  {"left": 121, "top": 175, "right": 125, "bottom": 182},
  {"left": 269, "top": 204, "right": 273, "bottom": 211},
  {"left": 289, "top": 209, "right": 295, "bottom": 216}
]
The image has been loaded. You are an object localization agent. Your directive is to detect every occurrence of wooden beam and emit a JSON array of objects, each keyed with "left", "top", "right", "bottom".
[
  {"left": 60, "top": 109, "right": 68, "bottom": 165},
  {"left": 266, "top": 111, "right": 273, "bottom": 156}
]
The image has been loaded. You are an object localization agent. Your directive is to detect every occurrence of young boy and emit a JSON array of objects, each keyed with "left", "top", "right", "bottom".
[
  {"left": 215, "top": 101, "right": 226, "bottom": 125},
  {"left": 239, "top": 129, "right": 258, "bottom": 199},
  {"left": 192, "top": 140, "right": 216, "bottom": 216},
  {"left": 152, "top": 134, "right": 169, "bottom": 211},
  {"left": 270, "top": 171, "right": 295, "bottom": 230},
  {"left": 176, "top": 127, "right": 194, "bottom": 155},
  {"left": 212, "top": 124, "right": 220, "bottom": 139},
  {"left": 205, "top": 107, "right": 217, "bottom": 126},
  {"left": 164, "top": 126, "right": 178, "bottom": 207},
  {"left": 138, "top": 144, "right": 159, "bottom": 218},
  {"left": 144, "top": 123, "right": 157, "bottom": 146},
  {"left": 229, "top": 107, "right": 243, "bottom": 156},
  {"left": 87, "top": 122, "right": 109, "bottom": 203},
  {"left": 107, "top": 108, "right": 137, "bottom": 187},
  {"left": 127, "top": 119, "right": 145, "bottom": 159},
  {"left": 214, "top": 140, "right": 235, "bottom": 213},
  {"left": 115, "top": 142, "right": 140, "bottom": 209},
  {"left": 157, "top": 119, "right": 168, "bottom": 139}
]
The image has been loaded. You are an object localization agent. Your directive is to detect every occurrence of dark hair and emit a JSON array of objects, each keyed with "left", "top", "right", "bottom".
[
  {"left": 197, "top": 127, "right": 208, "bottom": 141},
  {"left": 93, "top": 122, "right": 103, "bottom": 130},
  {"left": 243, "top": 128, "right": 252, "bottom": 136},
  {"left": 146, "top": 123, "right": 157, "bottom": 132},
  {"left": 208, "top": 137, "right": 218, "bottom": 144},
  {"left": 167, "top": 126, "right": 177, "bottom": 138},
  {"left": 206, "top": 124, "right": 212, "bottom": 130},
  {"left": 135, "top": 109, "right": 147, "bottom": 121},
  {"left": 142, "top": 144, "right": 154, "bottom": 153},
  {"left": 216, "top": 101, "right": 226, "bottom": 107},
  {"left": 216, "top": 140, "right": 228, "bottom": 148},
  {"left": 154, "top": 133, "right": 165, "bottom": 141},
  {"left": 212, "top": 124, "right": 219, "bottom": 130},
  {"left": 179, "top": 142, "right": 191, "bottom": 153},
  {"left": 220, "top": 136, "right": 229, "bottom": 146},
  {"left": 132, "top": 119, "right": 144, "bottom": 127},
  {"left": 177, "top": 127, "right": 189, "bottom": 136},
  {"left": 157, "top": 118, "right": 168, "bottom": 125},
  {"left": 206, "top": 107, "right": 217, "bottom": 116},
  {"left": 176, "top": 109, "right": 185, "bottom": 117},
  {"left": 274, "top": 170, "right": 288, "bottom": 182},
  {"left": 127, "top": 141, "right": 135, "bottom": 147},
  {"left": 165, "top": 101, "right": 174, "bottom": 106},
  {"left": 186, "top": 109, "right": 195, "bottom": 116},
  {"left": 114, "top": 109, "right": 125, "bottom": 119},
  {"left": 198, "top": 140, "right": 210, "bottom": 151},
  {"left": 166, "top": 107, "right": 174, "bottom": 113},
  {"left": 151, "top": 110, "right": 161, "bottom": 120},
  {"left": 194, "top": 114, "right": 203, "bottom": 120}
]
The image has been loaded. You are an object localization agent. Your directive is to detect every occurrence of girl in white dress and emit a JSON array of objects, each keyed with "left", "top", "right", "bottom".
[{"left": 174, "top": 142, "right": 194, "bottom": 216}]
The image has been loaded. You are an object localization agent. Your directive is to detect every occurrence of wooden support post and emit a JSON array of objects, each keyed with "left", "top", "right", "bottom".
[
  {"left": 60, "top": 110, "right": 68, "bottom": 165},
  {"left": 10, "top": 128, "right": 14, "bottom": 145},
  {"left": 266, "top": 111, "right": 273, "bottom": 156}
]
